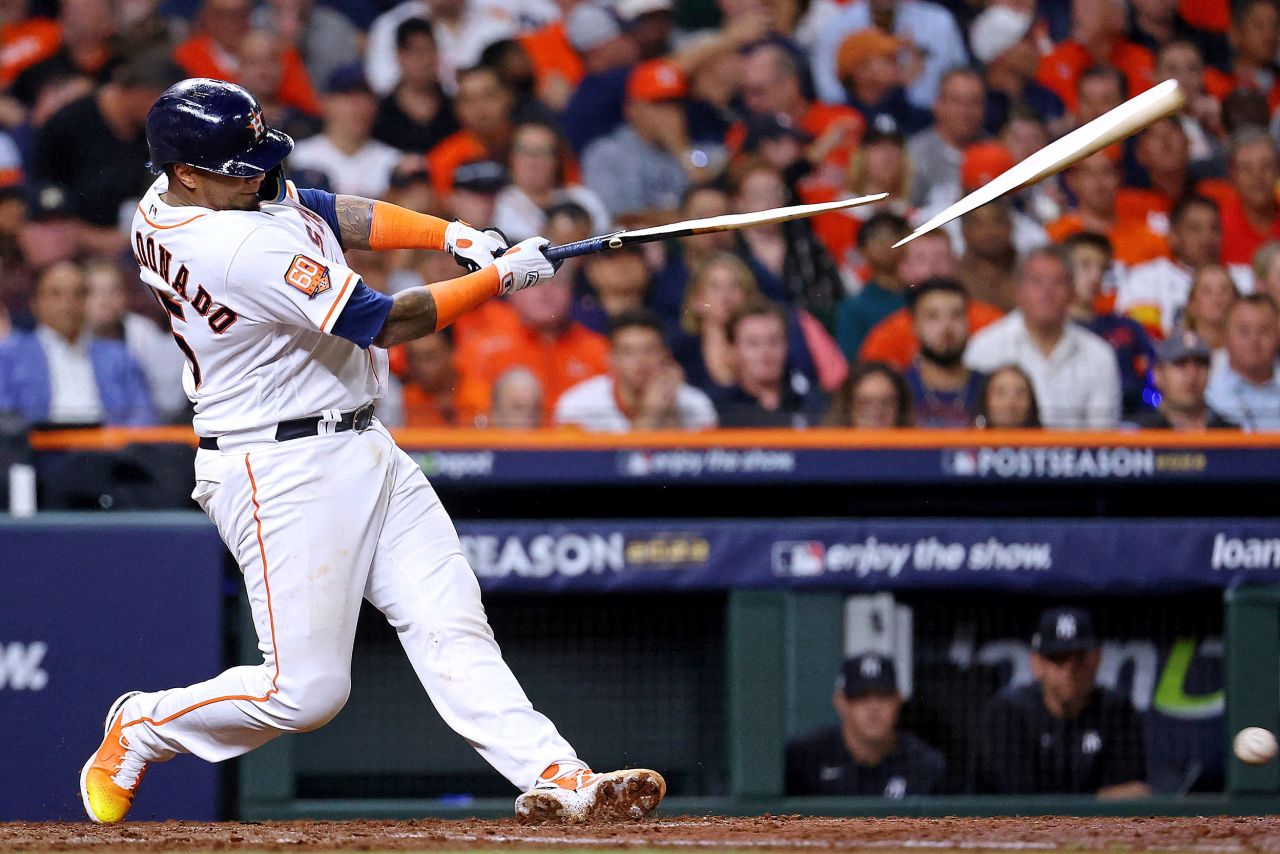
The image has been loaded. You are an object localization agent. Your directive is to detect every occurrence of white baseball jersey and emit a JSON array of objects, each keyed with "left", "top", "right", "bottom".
[{"left": 130, "top": 176, "right": 388, "bottom": 440}]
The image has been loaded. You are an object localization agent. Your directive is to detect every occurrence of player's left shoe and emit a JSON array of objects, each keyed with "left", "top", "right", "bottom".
[
  {"left": 514, "top": 762, "right": 666, "bottom": 824},
  {"left": 80, "top": 691, "right": 148, "bottom": 823}
]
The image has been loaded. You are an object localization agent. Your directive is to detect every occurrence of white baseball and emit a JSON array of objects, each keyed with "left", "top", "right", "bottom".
[{"left": 1233, "top": 727, "right": 1278, "bottom": 765}]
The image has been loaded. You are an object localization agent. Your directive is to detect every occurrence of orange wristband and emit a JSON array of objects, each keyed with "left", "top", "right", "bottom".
[
  {"left": 368, "top": 200, "right": 448, "bottom": 251},
  {"left": 427, "top": 266, "right": 501, "bottom": 331}
]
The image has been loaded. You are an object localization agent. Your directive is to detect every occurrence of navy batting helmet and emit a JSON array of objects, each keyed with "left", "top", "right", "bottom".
[{"left": 146, "top": 78, "right": 294, "bottom": 200}]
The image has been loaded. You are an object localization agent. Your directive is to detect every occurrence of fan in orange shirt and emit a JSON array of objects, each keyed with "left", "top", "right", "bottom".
[
  {"left": 518, "top": 20, "right": 583, "bottom": 112},
  {"left": 0, "top": 6, "right": 60, "bottom": 88},
  {"left": 1226, "top": 0, "right": 1280, "bottom": 112},
  {"left": 455, "top": 276, "right": 610, "bottom": 419},
  {"left": 1215, "top": 128, "right": 1280, "bottom": 266},
  {"left": 173, "top": 0, "right": 320, "bottom": 115},
  {"left": 427, "top": 64, "right": 520, "bottom": 199},
  {"left": 1047, "top": 151, "right": 1169, "bottom": 266},
  {"left": 1114, "top": 116, "right": 1193, "bottom": 231},
  {"left": 390, "top": 328, "right": 487, "bottom": 428},
  {"left": 1036, "top": 0, "right": 1154, "bottom": 114},
  {"left": 858, "top": 229, "right": 1005, "bottom": 370}
]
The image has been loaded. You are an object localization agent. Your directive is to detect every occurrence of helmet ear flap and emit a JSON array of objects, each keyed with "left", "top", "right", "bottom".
[{"left": 257, "top": 163, "right": 287, "bottom": 202}]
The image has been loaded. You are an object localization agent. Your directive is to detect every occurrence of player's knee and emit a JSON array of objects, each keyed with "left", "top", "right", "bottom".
[{"left": 283, "top": 673, "right": 351, "bottom": 731}]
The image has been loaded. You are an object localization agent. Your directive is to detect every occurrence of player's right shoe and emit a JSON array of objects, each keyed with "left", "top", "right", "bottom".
[
  {"left": 80, "top": 691, "right": 148, "bottom": 823},
  {"left": 514, "top": 763, "right": 666, "bottom": 824}
]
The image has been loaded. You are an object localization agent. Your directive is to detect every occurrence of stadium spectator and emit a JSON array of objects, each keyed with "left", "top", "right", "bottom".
[
  {"left": 833, "top": 28, "right": 930, "bottom": 137},
  {"left": 1126, "top": 0, "right": 1231, "bottom": 68},
  {"left": 494, "top": 121, "right": 609, "bottom": 242},
  {"left": 363, "top": 0, "right": 521, "bottom": 99},
  {"left": 1064, "top": 232, "right": 1156, "bottom": 415},
  {"left": 786, "top": 653, "right": 945, "bottom": 797},
  {"left": 251, "top": 0, "right": 360, "bottom": 96},
  {"left": 0, "top": 261, "right": 155, "bottom": 426},
  {"left": 289, "top": 65, "right": 401, "bottom": 199},
  {"left": 1132, "top": 331, "right": 1238, "bottom": 429},
  {"left": 936, "top": 141, "right": 1049, "bottom": 260},
  {"left": 173, "top": 0, "right": 320, "bottom": 115},
  {"left": 558, "top": 2, "right": 638, "bottom": 154},
  {"left": 908, "top": 68, "right": 986, "bottom": 211},
  {"left": 487, "top": 367, "right": 544, "bottom": 429},
  {"left": 858, "top": 229, "right": 1005, "bottom": 370},
  {"left": 1072, "top": 65, "right": 1126, "bottom": 127},
  {"left": 1254, "top": 242, "right": 1280, "bottom": 308},
  {"left": 395, "top": 328, "right": 487, "bottom": 428},
  {"left": 0, "top": 0, "right": 60, "bottom": 90},
  {"left": 1036, "top": 0, "right": 1155, "bottom": 115},
  {"left": 372, "top": 18, "right": 459, "bottom": 154},
  {"left": 514, "top": 4, "right": 584, "bottom": 114},
  {"left": 977, "top": 606, "right": 1149, "bottom": 797},
  {"left": 1226, "top": 0, "right": 1280, "bottom": 106},
  {"left": 443, "top": 159, "right": 506, "bottom": 232},
  {"left": 555, "top": 309, "right": 717, "bottom": 432},
  {"left": 84, "top": 260, "right": 187, "bottom": 424},
  {"left": 1206, "top": 294, "right": 1280, "bottom": 430},
  {"left": 618, "top": 0, "right": 674, "bottom": 61},
  {"left": 975, "top": 364, "right": 1041, "bottom": 428},
  {"left": 1218, "top": 128, "right": 1280, "bottom": 267},
  {"left": 965, "top": 247, "right": 1122, "bottom": 429},
  {"left": 582, "top": 59, "right": 689, "bottom": 221},
  {"left": 1117, "top": 195, "right": 1227, "bottom": 336},
  {"left": 834, "top": 212, "right": 910, "bottom": 361},
  {"left": 825, "top": 362, "right": 913, "bottom": 429},
  {"left": 1182, "top": 263, "right": 1240, "bottom": 354},
  {"left": 479, "top": 38, "right": 556, "bottom": 126},
  {"left": 956, "top": 200, "right": 1019, "bottom": 312},
  {"left": 971, "top": 4, "right": 1065, "bottom": 136},
  {"left": 1154, "top": 40, "right": 1224, "bottom": 171},
  {"left": 237, "top": 31, "right": 322, "bottom": 142},
  {"left": 1046, "top": 152, "right": 1169, "bottom": 267},
  {"left": 733, "top": 162, "right": 843, "bottom": 330},
  {"left": 10, "top": 0, "right": 117, "bottom": 108},
  {"left": 426, "top": 64, "right": 516, "bottom": 199},
  {"left": 1117, "top": 116, "right": 1193, "bottom": 237},
  {"left": 454, "top": 274, "right": 609, "bottom": 421},
  {"left": 575, "top": 245, "right": 651, "bottom": 336},
  {"left": 29, "top": 51, "right": 181, "bottom": 245},
  {"left": 651, "top": 185, "right": 737, "bottom": 323},
  {"left": 730, "top": 40, "right": 863, "bottom": 176},
  {"left": 810, "top": 0, "right": 968, "bottom": 110},
  {"left": 712, "top": 300, "right": 824, "bottom": 428},
  {"left": 902, "top": 278, "right": 982, "bottom": 428}
]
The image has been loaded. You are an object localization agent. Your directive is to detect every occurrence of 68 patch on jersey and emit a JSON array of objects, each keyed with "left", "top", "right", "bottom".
[{"left": 285, "top": 254, "right": 332, "bottom": 299}]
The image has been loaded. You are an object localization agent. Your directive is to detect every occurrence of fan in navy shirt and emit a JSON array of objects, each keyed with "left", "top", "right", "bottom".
[
  {"left": 787, "top": 654, "right": 945, "bottom": 798},
  {"left": 902, "top": 278, "right": 984, "bottom": 427}
]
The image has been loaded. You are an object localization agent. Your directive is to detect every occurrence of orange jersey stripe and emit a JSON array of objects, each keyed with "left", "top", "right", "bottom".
[{"left": 321, "top": 272, "right": 356, "bottom": 331}]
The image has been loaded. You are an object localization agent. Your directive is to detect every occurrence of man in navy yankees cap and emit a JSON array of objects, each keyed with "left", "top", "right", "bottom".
[
  {"left": 785, "top": 652, "right": 945, "bottom": 798},
  {"left": 975, "top": 606, "right": 1150, "bottom": 798}
]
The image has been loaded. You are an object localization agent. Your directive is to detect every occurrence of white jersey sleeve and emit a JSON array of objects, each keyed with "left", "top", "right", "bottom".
[{"left": 225, "top": 222, "right": 362, "bottom": 335}]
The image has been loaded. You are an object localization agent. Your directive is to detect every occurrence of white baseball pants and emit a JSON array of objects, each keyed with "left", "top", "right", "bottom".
[{"left": 117, "top": 422, "right": 577, "bottom": 790}]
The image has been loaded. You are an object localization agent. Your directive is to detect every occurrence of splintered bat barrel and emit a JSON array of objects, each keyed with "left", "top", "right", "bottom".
[
  {"left": 541, "top": 193, "right": 889, "bottom": 263},
  {"left": 893, "top": 79, "right": 1186, "bottom": 248}
]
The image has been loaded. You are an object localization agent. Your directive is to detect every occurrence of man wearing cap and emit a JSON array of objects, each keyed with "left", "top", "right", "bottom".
[
  {"left": 971, "top": 4, "right": 1064, "bottom": 137},
  {"left": 290, "top": 65, "right": 402, "bottom": 198},
  {"left": 786, "top": 653, "right": 945, "bottom": 798},
  {"left": 582, "top": 59, "right": 690, "bottom": 220},
  {"left": 1133, "top": 331, "right": 1237, "bottom": 429},
  {"left": 834, "top": 28, "right": 930, "bottom": 137},
  {"left": 447, "top": 160, "right": 508, "bottom": 231},
  {"left": 975, "top": 607, "right": 1149, "bottom": 798}
]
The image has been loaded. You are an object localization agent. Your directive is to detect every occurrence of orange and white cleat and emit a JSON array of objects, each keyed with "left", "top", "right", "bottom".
[
  {"left": 514, "top": 762, "right": 666, "bottom": 824},
  {"left": 80, "top": 692, "right": 148, "bottom": 823}
]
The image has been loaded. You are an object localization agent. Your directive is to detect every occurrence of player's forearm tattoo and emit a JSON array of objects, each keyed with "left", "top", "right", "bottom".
[
  {"left": 374, "top": 287, "right": 438, "bottom": 348},
  {"left": 335, "top": 195, "right": 374, "bottom": 250}
]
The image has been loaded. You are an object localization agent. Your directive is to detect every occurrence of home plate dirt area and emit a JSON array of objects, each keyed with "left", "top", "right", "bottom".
[{"left": 8, "top": 817, "right": 1280, "bottom": 853}]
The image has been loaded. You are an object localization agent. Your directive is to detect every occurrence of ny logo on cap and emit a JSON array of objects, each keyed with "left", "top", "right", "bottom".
[
  {"left": 248, "top": 109, "right": 265, "bottom": 141},
  {"left": 860, "top": 656, "right": 882, "bottom": 678},
  {"left": 1056, "top": 613, "right": 1077, "bottom": 639}
]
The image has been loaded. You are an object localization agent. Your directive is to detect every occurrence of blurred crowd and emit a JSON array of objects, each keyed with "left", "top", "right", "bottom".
[{"left": 2, "top": 0, "right": 1280, "bottom": 431}]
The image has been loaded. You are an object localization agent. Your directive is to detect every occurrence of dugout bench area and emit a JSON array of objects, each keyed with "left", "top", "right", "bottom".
[{"left": 5, "top": 429, "right": 1280, "bottom": 820}]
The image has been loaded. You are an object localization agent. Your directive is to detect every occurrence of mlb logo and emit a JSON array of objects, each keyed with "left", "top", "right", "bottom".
[
  {"left": 772, "top": 541, "right": 825, "bottom": 576},
  {"left": 942, "top": 449, "right": 978, "bottom": 476}
]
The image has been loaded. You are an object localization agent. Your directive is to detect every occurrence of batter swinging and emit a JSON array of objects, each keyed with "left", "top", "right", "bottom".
[{"left": 79, "top": 79, "right": 665, "bottom": 825}]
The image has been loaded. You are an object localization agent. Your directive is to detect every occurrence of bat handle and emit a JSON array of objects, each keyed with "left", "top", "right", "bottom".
[{"left": 544, "top": 233, "right": 625, "bottom": 262}]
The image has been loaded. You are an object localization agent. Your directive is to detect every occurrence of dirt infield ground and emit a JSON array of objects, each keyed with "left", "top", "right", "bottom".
[{"left": 6, "top": 817, "right": 1280, "bottom": 853}]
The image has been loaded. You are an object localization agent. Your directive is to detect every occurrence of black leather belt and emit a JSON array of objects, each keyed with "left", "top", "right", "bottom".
[{"left": 199, "top": 403, "right": 375, "bottom": 451}]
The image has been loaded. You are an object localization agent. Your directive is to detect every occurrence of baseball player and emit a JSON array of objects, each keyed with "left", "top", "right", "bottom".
[{"left": 79, "top": 79, "right": 665, "bottom": 825}]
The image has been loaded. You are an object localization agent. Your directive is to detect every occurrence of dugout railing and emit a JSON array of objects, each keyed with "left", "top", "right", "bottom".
[{"left": 6, "top": 428, "right": 1280, "bottom": 820}]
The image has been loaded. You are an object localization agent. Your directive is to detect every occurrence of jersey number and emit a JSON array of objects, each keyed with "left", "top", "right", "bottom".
[{"left": 284, "top": 254, "right": 332, "bottom": 299}]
